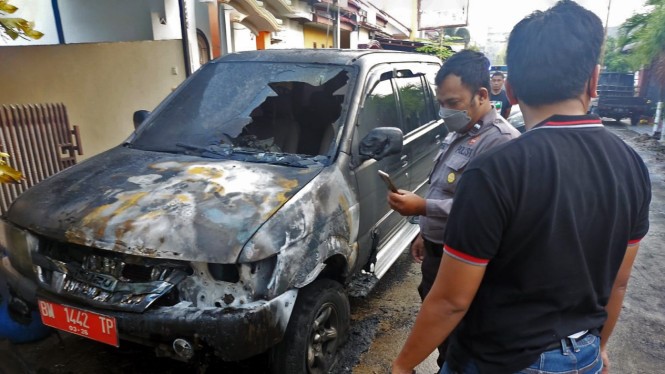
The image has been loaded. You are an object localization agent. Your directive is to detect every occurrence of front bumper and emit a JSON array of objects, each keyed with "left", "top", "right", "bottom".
[{"left": 0, "top": 256, "right": 297, "bottom": 361}]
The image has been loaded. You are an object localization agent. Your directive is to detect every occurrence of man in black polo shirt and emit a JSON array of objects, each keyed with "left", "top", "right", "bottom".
[
  {"left": 392, "top": 1, "right": 651, "bottom": 373},
  {"left": 489, "top": 71, "right": 512, "bottom": 119}
]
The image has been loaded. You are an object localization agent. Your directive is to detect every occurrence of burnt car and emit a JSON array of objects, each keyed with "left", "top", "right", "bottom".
[{"left": 0, "top": 49, "right": 444, "bottom": 372}]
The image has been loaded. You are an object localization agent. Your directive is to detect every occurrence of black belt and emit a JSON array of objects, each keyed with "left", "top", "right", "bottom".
[
  {"left": 544, "top": 331, "right": 593, "bottom": 352},
  {"left": 423, "top": 239, "right": 444, "bottom": 257}
]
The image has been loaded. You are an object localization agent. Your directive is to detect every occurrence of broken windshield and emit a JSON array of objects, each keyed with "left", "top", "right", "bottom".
[{"left": 130, "top": 62, "right": 354, "bottom": 163}]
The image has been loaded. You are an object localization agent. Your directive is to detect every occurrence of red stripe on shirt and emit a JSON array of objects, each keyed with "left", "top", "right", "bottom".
[
  {"left": 443, "top": 244, "right": 490, "bottom": 265},
  {"left": 628, "top": 238, "right": 642, "bottom": 245},
  {"left": 545, "top": 120, "right": 603, "bottom": 126}
]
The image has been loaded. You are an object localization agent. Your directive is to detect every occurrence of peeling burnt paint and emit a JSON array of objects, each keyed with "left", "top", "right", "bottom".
[
  {"left": 240, "top": 165, "right": 360, "bottom": 298},
  {"left": 6, "top": 146, "right": 323, "bottom": 264}
]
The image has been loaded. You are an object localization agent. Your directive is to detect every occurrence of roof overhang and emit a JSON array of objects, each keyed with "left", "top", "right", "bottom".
[{"left": 222, "top": 0, "right": 282, "bottom": 33}]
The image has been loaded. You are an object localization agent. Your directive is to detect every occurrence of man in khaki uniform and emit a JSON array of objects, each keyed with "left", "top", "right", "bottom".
[{"left": 387, "top": 50, "right": 519, "bottom": 369}]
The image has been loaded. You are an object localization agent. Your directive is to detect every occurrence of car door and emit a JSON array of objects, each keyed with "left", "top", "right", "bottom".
[
  {"left": 352, "top": 68, "right": 411, "bottom": 261},
  {"left": 393, "top": 63, "right": 445, "bottom": 197}
]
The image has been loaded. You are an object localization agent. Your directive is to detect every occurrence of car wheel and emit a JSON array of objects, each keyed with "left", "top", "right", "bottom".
[{"left": 270, "top": 279, "right": 350, "bottom": 374}]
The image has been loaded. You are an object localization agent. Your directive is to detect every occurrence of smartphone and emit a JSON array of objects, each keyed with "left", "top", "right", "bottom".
[{"left": 378, "top": 170, "right": 398, "bottom": 193}]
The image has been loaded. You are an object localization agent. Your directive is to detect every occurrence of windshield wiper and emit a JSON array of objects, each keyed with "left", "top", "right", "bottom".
[
  {"left": 175, "top": 143, "right": 324, "bottom": 167},
  {"left": 175, "top": 143, "right": 232, "bottom": 159}
]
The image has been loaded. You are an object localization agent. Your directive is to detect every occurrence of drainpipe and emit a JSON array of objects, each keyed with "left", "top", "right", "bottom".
[
  {"left": 51, "top": 0, "right": 65, "bottom": 44},
  {"left": 178, "top": 0, "right": 192, "bottom": 77}
]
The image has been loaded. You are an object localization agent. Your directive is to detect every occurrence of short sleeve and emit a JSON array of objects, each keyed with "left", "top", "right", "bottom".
[
  {"left": 443, "top": 168, "right": 509, "bottom": 265},
  {"left": 629, "top": 162, "right": 651, "bottom": 244}
]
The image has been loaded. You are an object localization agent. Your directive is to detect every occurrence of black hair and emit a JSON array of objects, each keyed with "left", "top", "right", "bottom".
[
  {"left": 491, "top": 71, "right": 505, "bottom": 79},
  {"left": 506, "top": 0, "right": 603, "bottom": 106},
  {"left": 435, "top": 50, "right": 491, "bottom": 93}
]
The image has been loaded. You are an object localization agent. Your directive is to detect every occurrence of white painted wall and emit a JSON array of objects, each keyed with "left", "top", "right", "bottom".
[
  {"left": 233, "top": 24, "right": 256, "bottom": 52},
  {"left": 357, "top": 28, "right": 370, "bottom": 45},
  {"left": 150, "top": 0, "right": 182, "bottom": 40},
  {"left": 269, "top": 19, "right": 304, "bottom": 49},
  {"left": 0, "top": 0, "right": 59, "bottom": 46}
]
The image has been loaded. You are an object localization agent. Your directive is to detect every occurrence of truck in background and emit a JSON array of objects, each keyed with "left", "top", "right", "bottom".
[{"left": 592, "top": 72, "right": 653, "bottom": 126}]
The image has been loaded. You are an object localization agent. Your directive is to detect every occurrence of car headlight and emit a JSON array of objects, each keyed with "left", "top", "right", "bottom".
[{"left": 0, "top": 220, "right": 38, "bottom": 279}]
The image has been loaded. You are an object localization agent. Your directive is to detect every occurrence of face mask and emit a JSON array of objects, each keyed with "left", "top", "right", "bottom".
[{"left": 439, "top": 107, "right": 472, "bottom": 133}]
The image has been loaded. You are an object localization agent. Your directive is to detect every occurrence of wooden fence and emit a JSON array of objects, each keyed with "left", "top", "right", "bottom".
[{"left": 0, "top": 103, "right": 83, "bottom": 214}]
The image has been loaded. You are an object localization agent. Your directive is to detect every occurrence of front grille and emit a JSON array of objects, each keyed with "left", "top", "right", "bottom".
[{"left": 35, "top": 238, "right": 191, "bottom": 312}]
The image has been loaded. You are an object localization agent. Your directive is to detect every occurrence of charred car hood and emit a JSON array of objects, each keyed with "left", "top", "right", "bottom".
[{"left": 6, "top": 146, "right": 323, "bottom": 263}]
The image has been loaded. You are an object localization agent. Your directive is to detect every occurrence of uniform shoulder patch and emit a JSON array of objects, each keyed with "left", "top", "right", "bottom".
[{"left": 492, "top": 118, "right": 520, "bottom": 136}]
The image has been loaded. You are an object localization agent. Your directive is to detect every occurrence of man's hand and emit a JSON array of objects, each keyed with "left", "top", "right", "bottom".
[
  {"left": 391, "top": 363, "right": 414, "bottom": 374},
  {"left": 388, "top": 190, "right": 427, "bottom": 216},
  {"left": 601, "top": 347, "right": 610, "bottom": 373},
  {"left": 410, "top": 234, "right": 425, "bottom": 263}
]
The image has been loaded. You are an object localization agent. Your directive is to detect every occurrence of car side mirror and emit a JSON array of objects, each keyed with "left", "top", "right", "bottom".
[
  {"left": 353, "top": 127, "right": 403, "bottom": 168},
  {"left": 133, "top": 110, "right": 151, "bottom": 130}
]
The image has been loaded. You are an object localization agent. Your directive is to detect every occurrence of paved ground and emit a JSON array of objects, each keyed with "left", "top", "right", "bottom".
[{"left": 2, "top": 121, "right": 664, "bottom": 374}]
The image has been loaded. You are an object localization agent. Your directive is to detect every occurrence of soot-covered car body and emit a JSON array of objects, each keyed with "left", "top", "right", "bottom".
[{"left": 0, "top": 49, "right": 444, "bottom": 372}]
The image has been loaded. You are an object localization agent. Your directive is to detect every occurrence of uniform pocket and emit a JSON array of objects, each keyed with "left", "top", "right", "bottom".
[{"left": 444, "top": 153, "right": 470, "bottom": 171}]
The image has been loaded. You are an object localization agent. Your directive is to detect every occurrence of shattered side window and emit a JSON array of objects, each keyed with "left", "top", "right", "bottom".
[
  {"left": 131, "top": 62, "right": 354, "bottom": 159},
  {"left": 356, "top": 78, "right": 399, "bottom": 142},
  {"left": 395, "top": 76, "right": 433, "bottom": 134}
]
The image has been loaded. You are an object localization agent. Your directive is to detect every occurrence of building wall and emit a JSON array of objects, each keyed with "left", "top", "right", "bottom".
[
  {"left": 303, "top": 25, "right": 334, "bottom": 49},
  {"left": 270, "top": 19, "right": 305, "bottom": 49},
  {"left": 0, "top": 41, "right": 186, "bottom": 159},
  {"left": 233, "top": 24, "right": 257, "bottom": 52},
  {"left": 58, "top": 0, "right": 154, "bottom": 43}
]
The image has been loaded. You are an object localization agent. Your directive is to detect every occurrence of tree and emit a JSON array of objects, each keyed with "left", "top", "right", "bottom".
[
  {"left": 616, "top": 0, "right": 665, "bottom": 83},
  {"left": 0, "top": 0, "right": 43, "bottom": 41},
  {"left": 603, "top": 36, "right": 632, "bottom": 73}
]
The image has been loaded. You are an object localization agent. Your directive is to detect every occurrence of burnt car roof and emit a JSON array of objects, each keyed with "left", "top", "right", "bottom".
[{"left": 212, "top": 49, "right": 441, "bottom": 67}]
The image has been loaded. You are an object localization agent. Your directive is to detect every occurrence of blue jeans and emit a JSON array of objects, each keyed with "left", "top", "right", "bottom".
[{"left": 439, "top": 334, "right": 602, "bottom": 374}]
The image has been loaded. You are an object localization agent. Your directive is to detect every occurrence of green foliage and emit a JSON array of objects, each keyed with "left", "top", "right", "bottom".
[
  {"left": 603, "top": 36, "right": 632, "bottom": 72},
  {"left": 0, "top": 0, "right": 43, "bottom": 41},
  {"left": 416, "top": 44, "right": 454, "bottom": 61},
  {"left": 613, "top": 0, "right": 665, "bottom": 74}
]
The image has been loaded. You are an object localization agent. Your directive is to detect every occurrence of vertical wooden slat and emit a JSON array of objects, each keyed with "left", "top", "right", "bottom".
[
  {"left": 24, "top": 105, "right": 48, "bottom": 182},
  {"left": 3, "top": 106, "right": 29, "bottom": 188},
  {"left": 29, "top": 104, "right": 56, "bottom": 178},
  {"left": 34, "top": 104, "right": 59, "bottom": 177},
  {"left": 14, "top": 105, "right": 39, "bottom": 187}
]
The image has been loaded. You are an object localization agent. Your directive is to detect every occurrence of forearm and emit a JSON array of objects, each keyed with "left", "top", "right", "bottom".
[
  {"left": 600, "top": 279, "right": 628, "bottom": 349},
  {"left": 601, "top": 244, "right": 639, "bottom": 349},
  {"left": 393, "top": 255, "right": 485, "bottom": 373},
  {"left": 393, "top": 295, "right": 467, "bottom": 371}
]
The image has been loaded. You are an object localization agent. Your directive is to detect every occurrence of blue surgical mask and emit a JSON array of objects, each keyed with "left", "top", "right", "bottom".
[{"left": 439, "top": 107, "right": 472, "bottom": 133}]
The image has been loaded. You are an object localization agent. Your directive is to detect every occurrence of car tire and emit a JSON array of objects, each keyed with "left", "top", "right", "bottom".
[{"left": 270, "top": 279, "right": 350, "bottom": 374}]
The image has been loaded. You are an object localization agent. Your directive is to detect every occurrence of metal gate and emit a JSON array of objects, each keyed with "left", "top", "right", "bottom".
[{"left": 0, "top": 103, "right": 83, "bottom": 214}]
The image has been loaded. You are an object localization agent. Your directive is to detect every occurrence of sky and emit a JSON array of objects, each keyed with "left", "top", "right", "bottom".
[{"left": 378, "top": 0, "right": 650, "bottom": 46}]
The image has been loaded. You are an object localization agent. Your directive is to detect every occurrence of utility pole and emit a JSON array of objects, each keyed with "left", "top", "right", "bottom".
[{"left": 598, "top": 0, "right": 612, "bottom": 68}]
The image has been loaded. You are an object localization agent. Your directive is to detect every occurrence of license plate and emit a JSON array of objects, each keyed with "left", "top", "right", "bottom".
[{"left": 38, "top": 299, "right": 119, "bottom": 347}]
